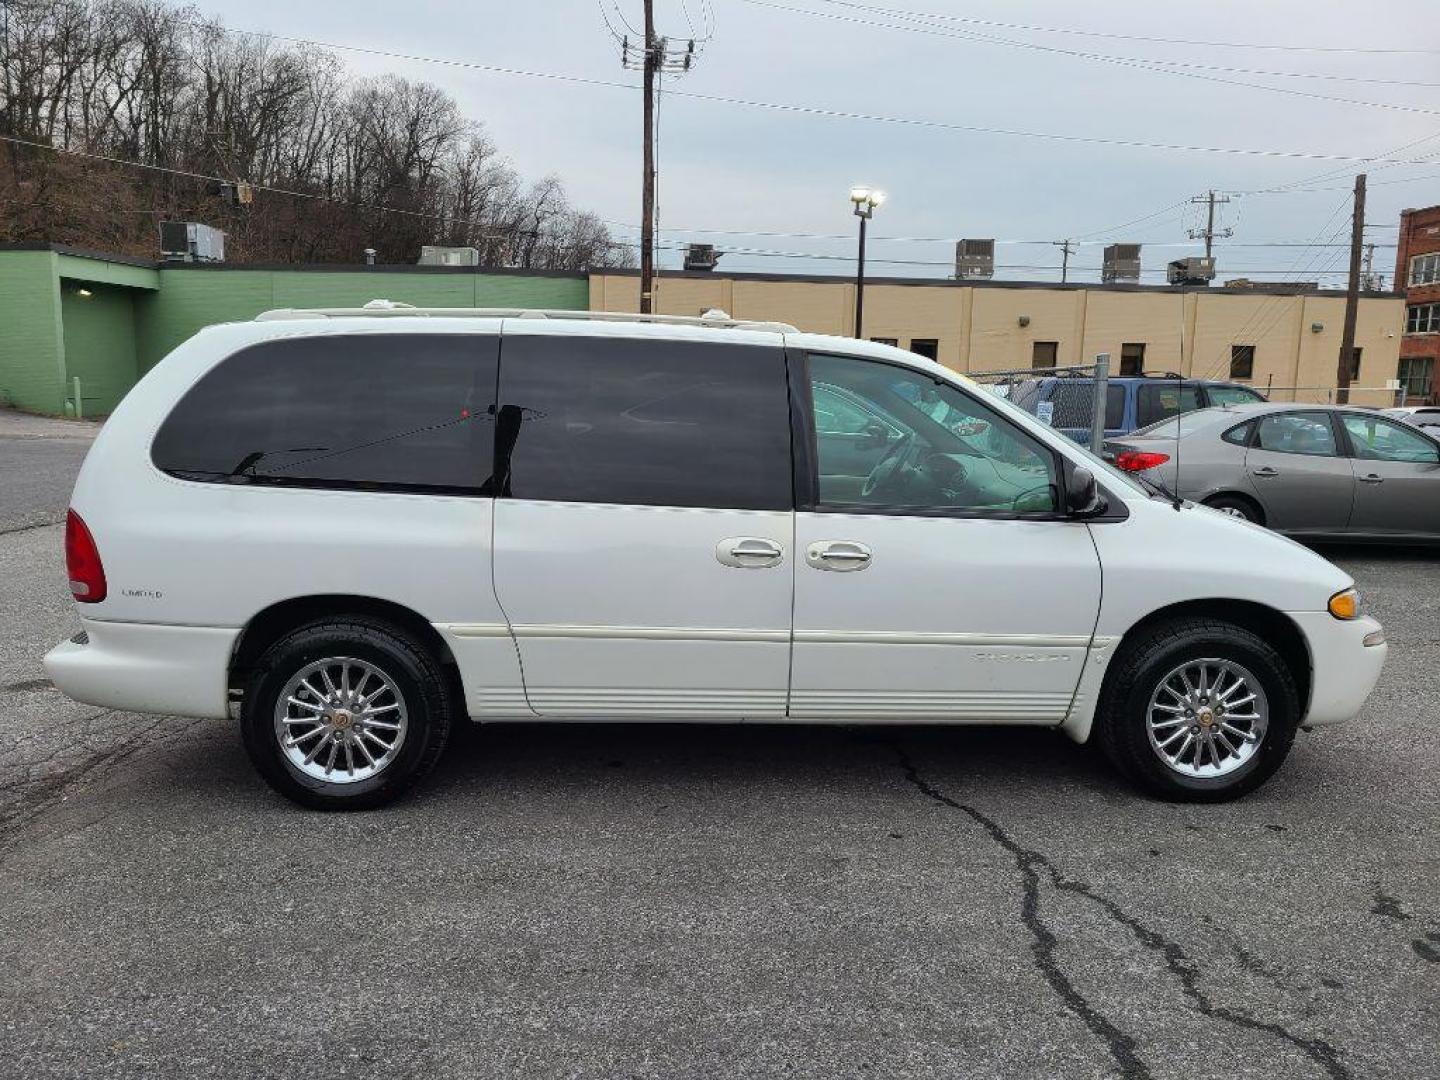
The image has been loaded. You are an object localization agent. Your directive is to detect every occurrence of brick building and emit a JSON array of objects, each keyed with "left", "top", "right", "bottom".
[{"left": 1393, "top": 204, "right": 1440, "bottom": 402}]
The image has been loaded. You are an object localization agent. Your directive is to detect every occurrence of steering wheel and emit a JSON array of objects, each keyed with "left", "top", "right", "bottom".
[{"left": 861, "top": 433, "right": 917, "bottom": 499}]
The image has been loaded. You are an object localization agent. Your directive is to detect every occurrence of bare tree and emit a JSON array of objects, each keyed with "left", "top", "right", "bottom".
[{"left": 0, "top": 0, "right": 623, "bottom": 269}]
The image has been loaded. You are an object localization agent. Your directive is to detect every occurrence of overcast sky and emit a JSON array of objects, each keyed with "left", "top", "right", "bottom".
[{"left": 193, "top": 0, "right": 1439, "bottom": 285}]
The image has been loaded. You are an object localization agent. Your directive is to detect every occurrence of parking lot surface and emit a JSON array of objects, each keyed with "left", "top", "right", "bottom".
[{"left": 0, "top": 418, "right": 1436, "bottom": 1080}]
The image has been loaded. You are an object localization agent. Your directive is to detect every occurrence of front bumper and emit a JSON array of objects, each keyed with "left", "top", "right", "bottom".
[
  {"left": 1288, "top": 611, "right": 1387, "bottom": 727},
  {"left": 44, "top": 618, "right": 238, "bottom": 720}
]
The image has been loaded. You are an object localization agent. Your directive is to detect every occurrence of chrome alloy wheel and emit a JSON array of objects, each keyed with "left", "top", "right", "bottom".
[
  {"left": 1216, "top": 506, "right": 1247, "bottom": 519},
  {"left": 1145, "top": 658, "right": 1268, "bottom": 779},
  {"left": 273, "top": 657, "right": 408, "bottom": 784}
]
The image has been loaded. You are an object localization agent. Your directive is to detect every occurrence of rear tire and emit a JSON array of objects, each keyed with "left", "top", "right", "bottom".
[
  {"left": 1094, "top": 618, "right": 1301, "bottom": 802},
  {"left": 240, "top": 617, "right": 453, "bottom": 810},
  {"left": 1203, "top": 493, "right": 1264, "bottom": 524}
]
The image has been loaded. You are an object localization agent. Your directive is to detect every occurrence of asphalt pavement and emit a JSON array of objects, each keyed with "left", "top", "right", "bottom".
[{"left": 0, "top": 411, "right": 1436, "bottom": 1080}]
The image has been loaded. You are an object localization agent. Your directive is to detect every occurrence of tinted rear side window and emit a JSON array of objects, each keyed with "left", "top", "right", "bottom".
[
  {"left": 498, "top": 335, "right": 791, "bottom": 510},
  {"left": 1135, "top": 383, "right": 1201, "bottom": 429},
  {"left": 152, "top": 334, "right": 498, "bottom": 494}
]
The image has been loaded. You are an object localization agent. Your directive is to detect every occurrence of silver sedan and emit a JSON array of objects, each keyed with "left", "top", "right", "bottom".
[{"left": 1108, "top": 402, "right": 1440, "bottom": 542}]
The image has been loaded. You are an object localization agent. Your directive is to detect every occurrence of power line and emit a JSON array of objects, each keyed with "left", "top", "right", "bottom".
[
  {"left": 190, "top": 22, "right": 1440, "bottom": 166},
  {"left": 742, "top": 0, "right": 1440, "bottom": 119},
  {"left": 799, "top": 0, "right": 1440, "bottom": 55}
]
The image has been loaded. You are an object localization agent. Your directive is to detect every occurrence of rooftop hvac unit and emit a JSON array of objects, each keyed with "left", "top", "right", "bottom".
[
  {"left": 1102, "top": 243, "right": 1142, "bottom": 283},
  {"left": 160, "top": 221, "right": 226, "bottom": 263},
  {"left": 1167, "top": 256, "right": 1216, "bottom": 285},
  {"left": 955, "top": 238, "right": 995, "bottom": 280},
  {"left": 418, "top": 245, "right": 480, "bottom": 267},
  {"left": 683, "top": 243, "right": 721, "bottom": 271}
]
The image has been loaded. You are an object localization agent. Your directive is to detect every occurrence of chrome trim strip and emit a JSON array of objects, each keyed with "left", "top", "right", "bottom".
[
  {"left": 794, "top": 630, "right": 1091, "bottom": 648},
  {"left": 443, "top": 623, "right": 1096, "bottom": 648}
]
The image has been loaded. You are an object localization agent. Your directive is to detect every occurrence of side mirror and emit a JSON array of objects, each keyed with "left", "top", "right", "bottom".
[{"left": 1065, "top": 464, "right": 1107, "bottom": 518}]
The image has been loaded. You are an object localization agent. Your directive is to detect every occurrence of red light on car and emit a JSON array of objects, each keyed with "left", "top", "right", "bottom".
[
  {"left": 1114, "top": 450, "right": 1171, "bottom": 472},
  {"left": 65, "top": 509, "right": 107, "bottom": 603}
]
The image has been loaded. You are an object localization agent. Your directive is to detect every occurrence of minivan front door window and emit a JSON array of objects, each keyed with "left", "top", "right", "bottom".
[{"left": 807, "top": 353, "right": 1058, "bottom": 514}]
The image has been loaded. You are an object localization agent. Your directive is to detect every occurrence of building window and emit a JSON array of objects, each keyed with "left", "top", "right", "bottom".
[
  {"left": 1410, "top": 253, "right": 1440, "bottom": 287},
  {"left": 1032, "top": 341, "right": 1058, "bottom": 368},
  {"left": 1229, "top": 345, "right": 1255, "bottom": 380},
  {"left": 1120, "top": 342, "right": 1146, "bottom": 376},
  {"left": 1346, "top": 348, "right": 1363, "bottom": 383},
  {"left": 1398, "top": 356, "right": 1434, "bottom": 398},
  {"left": 869, "top": 337, "right": 899, "bottom": 347},
  {"left": 1407, "top": 302, "right": 1440, "bottom": 334},
  {"left": 908, "top": 338, "right": 939, "bottom": 361}
]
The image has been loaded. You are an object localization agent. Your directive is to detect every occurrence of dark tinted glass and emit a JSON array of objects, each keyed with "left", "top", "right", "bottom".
[
  {"left": 152, "top": 334, "right": 498, "bottom": 494},
  {"left": 1106, "top": 385, "right": 1126, "bottom": 429},
  {"left": 1136, "top": 383, "right": 1201, "bottom": 428},
  {"left": 498, "top": 335, "right": 791, "bottom": 510}
]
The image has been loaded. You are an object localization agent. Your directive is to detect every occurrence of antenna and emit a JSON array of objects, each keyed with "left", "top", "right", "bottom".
[{"left": 1171, "top": 292, "right": 1185, "bottom": 510}]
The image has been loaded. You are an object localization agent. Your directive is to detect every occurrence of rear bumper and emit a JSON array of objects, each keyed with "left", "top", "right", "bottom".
[
  {"left": 1288, "top": 611, "right": 1387, "bottom": 726},
  {"left": 43, "top": 618, "right": 238, "bottom": 720}
]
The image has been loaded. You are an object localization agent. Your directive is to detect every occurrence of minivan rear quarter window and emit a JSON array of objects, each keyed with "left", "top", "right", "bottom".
[
  {"left": 498, "top": 335, "right": 791, "bottom": 510},
  {"left": 152, "top": 334, "right": 499, "bottom": 494}
]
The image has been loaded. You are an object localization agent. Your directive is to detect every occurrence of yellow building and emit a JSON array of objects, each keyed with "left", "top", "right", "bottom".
[{"left": 590, "top": 270, "right": 1405, "bottom": 405}]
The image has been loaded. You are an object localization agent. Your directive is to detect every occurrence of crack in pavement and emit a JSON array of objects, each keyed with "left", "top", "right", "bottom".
[
  {"left": 0, "top": 711, "right": 171, "bottom": 851},
  {"left": 0, "top": 518, "right": 64, "bottom": 537},
  {"left": 889, "top": 742, "right": 1352, "bottom": 1080}
]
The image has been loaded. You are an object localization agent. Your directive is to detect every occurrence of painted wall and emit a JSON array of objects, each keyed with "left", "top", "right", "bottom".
[
  {"left": 590, "top": 272, "right": 1405, "bottom": 393},
  {"left": 60, "top": 284, "right": 139, "bottom": 416},
  {"left": 136, "top": 267, "right": 590, "bottom": 372},
  {"left": 0, "top": 251, "right": 65, "bottom": 413}
]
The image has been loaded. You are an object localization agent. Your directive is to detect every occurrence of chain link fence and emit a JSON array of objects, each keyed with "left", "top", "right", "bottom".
[
  {"left": 1255, "top": 383, "right": 1405, "bottom": 409},
  {"left": 968, "top": 359, "right": 1112, "bottom": 451}
]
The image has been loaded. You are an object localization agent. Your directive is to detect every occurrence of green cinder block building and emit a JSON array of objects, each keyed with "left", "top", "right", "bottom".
[{"left": 0, "top": 245, "right": 590, "bottom": 416}]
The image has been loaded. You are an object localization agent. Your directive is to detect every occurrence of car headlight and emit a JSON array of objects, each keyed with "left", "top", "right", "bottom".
[{"left": 1328, "top": 587, "right": 1361, "bottom": 620}]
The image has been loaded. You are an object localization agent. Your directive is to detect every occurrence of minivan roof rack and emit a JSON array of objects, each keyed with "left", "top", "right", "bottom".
[{"left": 253, "top": 300, "right": 799, "bottom": 334}]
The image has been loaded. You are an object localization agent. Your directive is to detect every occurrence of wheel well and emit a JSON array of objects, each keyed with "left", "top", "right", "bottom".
[
  {"left": 1202, "top": 491, "right": 1266, "bottom": 524},
  {"left": 229, "top": 595, "right": 461, "bottom": 691},
  {"left": 1108, "top": 599, "right": 1311, "bottom": 713}
]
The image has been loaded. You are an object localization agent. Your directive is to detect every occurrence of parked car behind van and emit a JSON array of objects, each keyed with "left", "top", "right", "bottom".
[
  {"left": 46, "top": 307, "right": 1385, "bottom": 808},
  {"left": 1107, "top": 402, "right": 1440, "bottom": 541},
  {"left": 1006, "top": 374, "right": 1265, "bottom": 444}
]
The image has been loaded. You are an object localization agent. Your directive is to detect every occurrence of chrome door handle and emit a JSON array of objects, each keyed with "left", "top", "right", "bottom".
[
  {"left": 806, "top": 541, "right": 873, "bottom": 572},
  {"left": 716, "top": 537, "right": 784, "bottom": 568},
  {"left": 1358, "top": 473, "right": 1384, "bottom": 484},
  {"left": 1251, "top": 467, "right": 1280, "bottom": 478}
]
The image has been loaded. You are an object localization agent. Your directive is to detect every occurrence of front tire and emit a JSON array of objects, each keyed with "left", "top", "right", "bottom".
[
  {"left": 241, "top": 617, "right": 454, "bottom": 810},
  {"left": 1095, "top": 618, "right": 1301, "bottom": 802},
  {"left": 1204, "top": 493, "right": 1264, "bottom": 524}
]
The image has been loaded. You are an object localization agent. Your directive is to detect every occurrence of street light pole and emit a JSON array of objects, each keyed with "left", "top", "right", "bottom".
[
  {"left": 855, "top": 212, "right": 868, "bottom": 338},
  {"left": 850, "top": 186, "right": 885, "bottom": 339}
]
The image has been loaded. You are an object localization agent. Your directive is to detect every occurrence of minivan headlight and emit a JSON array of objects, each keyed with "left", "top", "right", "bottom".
[{"left": 1327, "top": 587, "right": 1361, "bottom": 620}]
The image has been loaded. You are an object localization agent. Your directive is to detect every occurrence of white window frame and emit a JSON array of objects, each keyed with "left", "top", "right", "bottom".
[
  {"left": 1410, "top": 252, "right": 1440, "bottom": 287},
  {"left": 1406, "top": 302, "right": 1440, "bottom": 335}
]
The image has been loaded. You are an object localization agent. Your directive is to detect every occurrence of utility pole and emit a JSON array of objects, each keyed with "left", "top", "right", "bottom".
[
  {"left": 1188, "top": 189, "right": 1234, "bottom": 261},
  {"left": 616, "top": 4, "right": 696, "bottom": 315},
  {"left": 1361, "top": 242, "right": 1382, "bottom": 291},
  {"left": 1337, "top": 172, "right": 1368, "bottom": 405},
  {"left": 1053, "top": 239, "right": 1076, "bottom": 283},
  {"left": 639, "top": 0, "right": 656, "bottom": 314}
]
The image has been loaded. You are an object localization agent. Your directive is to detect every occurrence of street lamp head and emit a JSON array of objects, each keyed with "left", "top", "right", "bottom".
[{"left": 850, "top": 186, "right": 884, "bottom": 218}]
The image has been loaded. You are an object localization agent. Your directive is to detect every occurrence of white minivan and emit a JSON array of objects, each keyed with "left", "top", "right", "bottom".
[{"left": 45, "top": 307, "right": 1387, "bottom": 808}]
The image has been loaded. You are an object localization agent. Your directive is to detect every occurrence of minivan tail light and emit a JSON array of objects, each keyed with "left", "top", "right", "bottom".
[
  {"left": 65, "top": 509, "right": 107, "bottom": 603},
  {"left": 1114, "top": 450, "right": 1171, "bottom": 472}
]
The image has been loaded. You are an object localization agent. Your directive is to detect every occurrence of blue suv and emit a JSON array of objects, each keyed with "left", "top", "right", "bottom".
[{"left": 1005, "top": 374, "right": 1265, "bottom": 443}]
